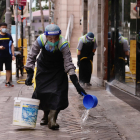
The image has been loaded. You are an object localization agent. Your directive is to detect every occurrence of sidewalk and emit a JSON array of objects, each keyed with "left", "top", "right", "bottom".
[{"left": 0, "top": 75, "right": 140, "bottom": 140}]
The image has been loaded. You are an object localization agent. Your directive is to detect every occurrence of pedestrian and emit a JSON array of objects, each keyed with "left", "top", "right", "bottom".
[
  {"left": 77, "top": 32, "right": 97, "bottom": 87},
  {"left": 25, "top": 24, "right": 87, "bottom": 130},
  {"left": 0, "top": 23, "right": 15, "bottom": 87}
]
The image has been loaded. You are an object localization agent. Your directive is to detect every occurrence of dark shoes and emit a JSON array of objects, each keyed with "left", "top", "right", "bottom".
[
  {"left": 80, "top": 82, "right": 92, "bottom": 88},
  {"left": 48, "top": 110, "right": 60, "bottom": 130},
  {"left": 40, "top": 110, "right": 60, "bottom": 130},
  {"left": 5, "top": 82, "right": 14, "bottom": 87},
  {"left": 86, "top": 83, "right": 92, "bottom": 86},
  {"left": 40, "top": 110, "right": 50, "bottom": 125}
]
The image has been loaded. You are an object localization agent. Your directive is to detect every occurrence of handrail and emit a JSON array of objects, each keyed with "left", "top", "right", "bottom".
[{"left": 65, "top": 15, "right": 74, "bottom": 43}]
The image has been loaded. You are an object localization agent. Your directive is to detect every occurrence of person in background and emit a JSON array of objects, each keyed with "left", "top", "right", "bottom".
[
  {"left": 0, "top": 23, "right": 15, "bottom": 87},
  {"left": 77, "top": 32, "right": 97, "bottom": 87},
  {"left": 25, "top": 24, "right": 87, "bottom": 130},
  {"left": 118, "top": 34, "right": 129, "bottom": 66}
]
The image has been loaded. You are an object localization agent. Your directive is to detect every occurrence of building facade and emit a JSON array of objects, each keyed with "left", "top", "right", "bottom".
[
  {"left": 82, "top": 0, "right": 106, "bottom": 81},
  {"left": 53, "top": 0, "right": 82, "bottom": 58},
  {"left": 52, "top": 0, "right": 107, "bottom": 84}
]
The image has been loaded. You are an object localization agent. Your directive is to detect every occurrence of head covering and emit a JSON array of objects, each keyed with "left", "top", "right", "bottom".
[
  {"left": 86, "top": 32, "right": 94, "bottom": 40},
  {"left": 119, "top": 33, "right": 122, "bottom": 37},
  {"left": 44, "top": 24, "right": 61, "bottom": 36}
]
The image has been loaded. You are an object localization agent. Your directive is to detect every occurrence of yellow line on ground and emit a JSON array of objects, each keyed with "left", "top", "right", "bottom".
[{"left": 0, "top": 72, "right": 16, "bottom": 76}]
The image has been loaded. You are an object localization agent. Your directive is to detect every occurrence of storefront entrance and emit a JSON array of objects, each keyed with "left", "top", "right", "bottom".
[{"left": 108, "top": 0, "right": 140, "bottom": 96}]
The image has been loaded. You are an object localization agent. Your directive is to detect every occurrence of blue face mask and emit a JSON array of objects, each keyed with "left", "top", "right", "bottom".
[
  {"left": 48, "top": 40, "right": 59, "bottom": 47},
  {"left": 1, "top": 28, "right": 7, "bottom": 33}
]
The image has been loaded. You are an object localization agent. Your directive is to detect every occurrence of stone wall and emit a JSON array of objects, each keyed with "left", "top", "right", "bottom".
[
  {"left": 54, "top": 0, "right": 82, "bottom": 58},
  {"left": 88, "top": 0, "right": 105, "bottom": 80},
  {"left": 54, "top": 0, "right": 82, "bottom": 37},
  {"left": 53, "top": 0, "right": 68, "bottom": 37}
]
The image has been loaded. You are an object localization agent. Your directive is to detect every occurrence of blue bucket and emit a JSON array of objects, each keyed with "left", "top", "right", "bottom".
[{"left": 81, "top": 92, "right": 98, "bottom": 109}]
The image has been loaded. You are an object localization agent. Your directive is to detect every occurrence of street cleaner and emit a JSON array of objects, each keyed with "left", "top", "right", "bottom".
[
  {"left": 25, "top": 24, "right": 87, "bottom": 130},
  {"left": 77, "top": 32, "right": 97, "bottom": 87},
  {"left": 115, "top": 33, "right": 129, "bottom": 82}
]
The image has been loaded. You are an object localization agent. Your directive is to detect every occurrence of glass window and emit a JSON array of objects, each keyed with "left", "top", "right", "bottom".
[{"left": 108, "top": 0, "right": 140, "bottom": 96}]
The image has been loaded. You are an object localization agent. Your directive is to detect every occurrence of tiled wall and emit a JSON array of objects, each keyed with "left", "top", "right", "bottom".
[
  {"left": 54, "top": 0, "right": 82, "bottom": 58},
  {"left": 54, "top": 0, "right": 68, "bottom": 37},
  {"left": 54, "top": 0, "right": 82, "bottom": 37}
]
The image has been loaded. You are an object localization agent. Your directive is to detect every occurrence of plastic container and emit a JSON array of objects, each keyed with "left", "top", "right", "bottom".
[
  {"left": 13, "top": 97, "right": 40, "bottom": 128},
  {"left": 81, "top": 92, "right": 98, "bottom": 110}
]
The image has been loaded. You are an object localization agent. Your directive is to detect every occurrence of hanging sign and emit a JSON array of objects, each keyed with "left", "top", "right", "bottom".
[
  {"left": 18, "top": 0, "right": 27, "bottom": 6},
  {"left": 10, "top": 0, "right": 27, "bottom": 6},
  {"left": 10, "top": 0, "right": 15, "bottom": 5},
  {"left": 17, "top": 0, "right": 27, "bottom": 6}
]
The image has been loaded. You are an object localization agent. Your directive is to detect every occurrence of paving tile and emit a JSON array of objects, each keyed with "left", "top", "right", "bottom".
[{"left": 0, "top": 75, "right": 123, "bottom": 140}]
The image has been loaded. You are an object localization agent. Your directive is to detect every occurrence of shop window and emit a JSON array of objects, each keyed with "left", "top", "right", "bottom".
[{"left": 107, "top": 0, "right": 140, "bottom": 96}]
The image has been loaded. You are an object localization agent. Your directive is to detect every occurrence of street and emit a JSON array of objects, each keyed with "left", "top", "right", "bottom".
[{"left": 0, "top": 75, "right": 140, "bottom": 140}]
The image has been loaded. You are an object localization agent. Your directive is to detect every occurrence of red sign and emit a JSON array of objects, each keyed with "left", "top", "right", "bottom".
[
  {"left": 18, "top": 0, "right": 27, "bottom": 6},
  {"left": 10, "top": 0, "right": 15, "bottom": 5},
  {"left": 10, "top": 0, "right": 27, "bottom": 6},
  {"left": 138, "top": 0, "right": 140, "bottom": 7}
]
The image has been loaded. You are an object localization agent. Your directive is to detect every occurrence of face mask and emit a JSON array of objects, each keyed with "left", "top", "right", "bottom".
[
  {"left": 48, "top": 40, "right": 59, "bottom": 47},
  {"left": 1, "top": 28, "right": 7, "bottom": 33}
]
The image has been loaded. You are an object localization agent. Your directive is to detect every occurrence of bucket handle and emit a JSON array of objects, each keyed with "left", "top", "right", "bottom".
[
  {"left": 17, "top": 85, "right": 34, "bottom": 99},
  {"left": 17, "top": 85, "right": 25, "bottom": 99},
  {"left": 81, "top": 92, "right": 86, "bottom": 96}
]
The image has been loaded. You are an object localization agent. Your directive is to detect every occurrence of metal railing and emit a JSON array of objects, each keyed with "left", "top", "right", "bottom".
[{"left": 65, "top": 15, "right": 74, "bottom": 43}]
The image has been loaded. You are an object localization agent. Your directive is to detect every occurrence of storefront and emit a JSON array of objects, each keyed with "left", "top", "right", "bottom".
[{"left": 107, "top": 0, "right": 140, "bottom": 96}]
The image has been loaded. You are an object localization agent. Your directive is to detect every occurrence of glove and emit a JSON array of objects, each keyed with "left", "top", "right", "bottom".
[
  {"left": 25, "top": 68, "right": 34, "bottom": 86},
  {"left": 87, "top": 52, "right": 95, "bottom": 60},
  {"left": 77, "top": 55, "right": 80, "bottom": 67},
  {"left": 70, "top": 74, "right": 87, "bottom": 96}
]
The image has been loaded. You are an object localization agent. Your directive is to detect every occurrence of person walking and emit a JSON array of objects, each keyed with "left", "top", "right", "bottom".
[
  {"left": 25, "top": 24, "right": 87, "bottom": 130},
  {"left": 77, "top": 32, "right": 97, "bottom": 87},
  {"left": 0, "top": 23, "right": 15, "bottom": 87}
]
